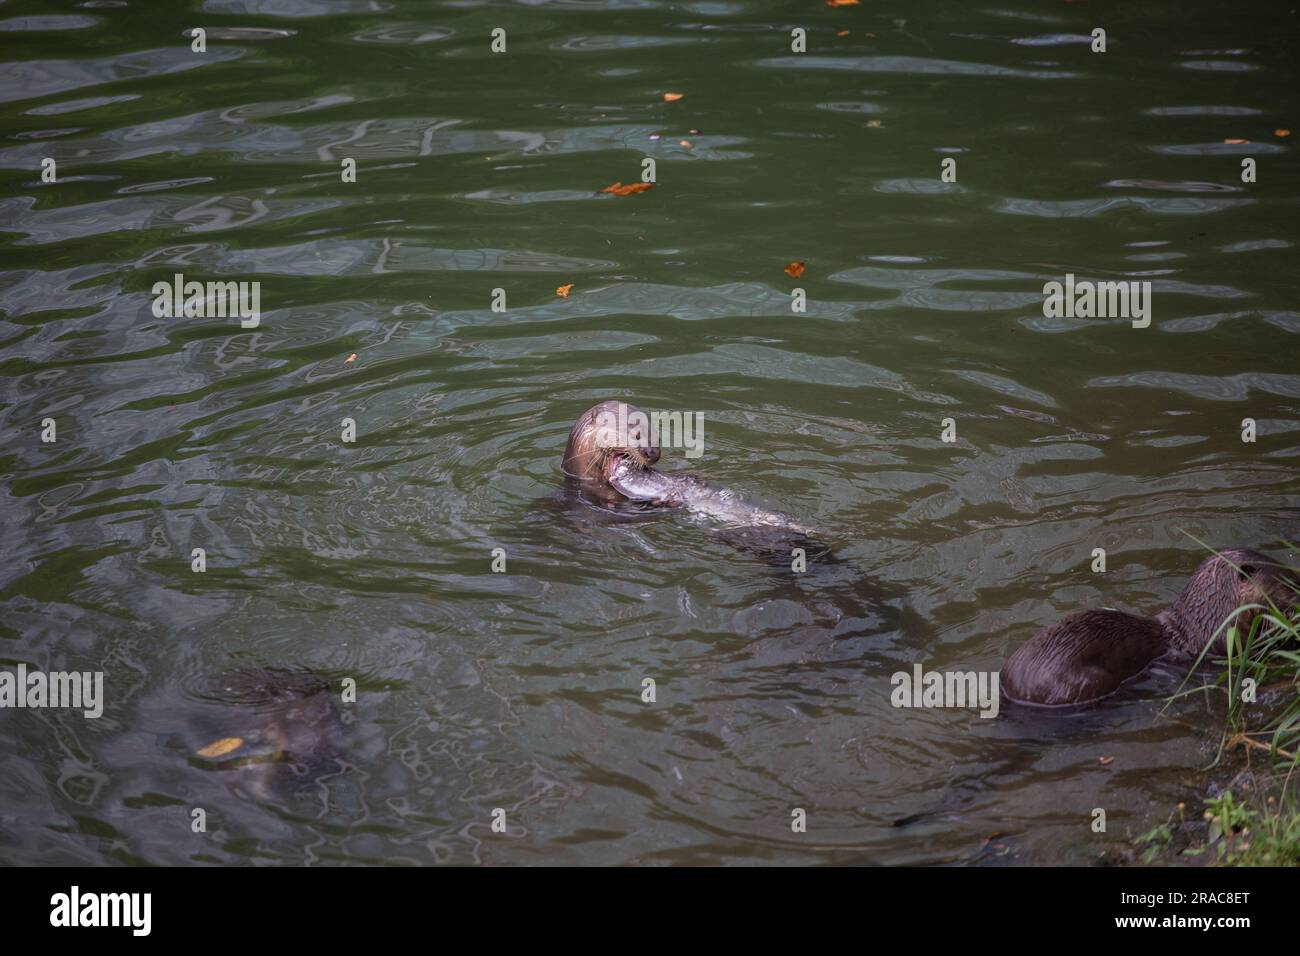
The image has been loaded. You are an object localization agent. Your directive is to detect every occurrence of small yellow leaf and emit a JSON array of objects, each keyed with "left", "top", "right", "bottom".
[
  {"left": 663, "top": 92, "right": 684, "bottom": 103},
  {"left": 198, "top": 736, "right": 244, "bottom": 758}
]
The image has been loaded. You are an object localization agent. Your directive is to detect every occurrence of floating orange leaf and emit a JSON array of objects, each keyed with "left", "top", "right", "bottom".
[
  {"left": 826, "top": 0, "right": 859, "bottom": 6},
  {"left": 198, "top": 737, "right": 244, "bottom": 759},
  {"left": 600, "top": 181, "right": 655, "bottom": 196},
  {"left": 784, "top": 261, "right": 806, "bottom": 278},
  {"left": 1099, "top": 755, "right": 1114, "bottom": 766},
  {"left": 1223, "top": 138, "right": 1249, "bottom": 144},
  {"left": 837, "top": 29, "right": 850, "bottom": 36},
  {"left": 345, "top": 353, "right": 357, "bottom": 364},
  {"left": 556, "top": 283, "right": 574, "bottom": 298},
  {"left": 679, "top": 139, "right": 693, "bottom": 148},
  {"left": 1275, "top": 128, "right": 1291, "bottom": 137},
  {"left": 663, "top": 92, "right": 684, "bottom": 102}
]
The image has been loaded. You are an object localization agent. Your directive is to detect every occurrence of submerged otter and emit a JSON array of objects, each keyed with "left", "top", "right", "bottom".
[
  {"left": 1001, "top": 549, "right": 1297, "bottom": 706},
  {"left": 561, "top": 399, "right": 823, "bottom": 553},
  {"left": 192, "top": 667, "right": 345, "bottom": 800}
]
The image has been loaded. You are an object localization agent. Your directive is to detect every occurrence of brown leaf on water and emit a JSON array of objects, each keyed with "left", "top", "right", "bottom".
[
  {"left": 1223, "top": 138, "right": 1249, "bottom": 144},
  {"left": 663, "top": 92, "right": 684, "bottom": 102},
  {"left": 556, "top": 283, "right": 574, "bottom": 298},
  {"left": 1099, "top": 755, "right": 1114, "bottom": 766},
  {"left": 679, "top": 139, "right": 693, "bottom": 149},
  {"left": 826, "top": 0, "right": 859, "bottom": 6},
  {"left": 1275, "top": 129, "right": 1291, "bottom": 137},
  {"left": 345, "top": 353, "right": 357, "bottom": 364},
  {"left": 980, "top": 832, "right": 1005, "bottom": 850},
  {"left": 837, "top": 30, "right": 850, "bottom": 36},
  {"left": 600, "top": 181, "right": 655, "bottom": 196},
  {"left": 197, "top": 737, "right": 244, "bottom": 759},
  {"left": 784, "top": 261, "right": 806, "bottom": 278}
]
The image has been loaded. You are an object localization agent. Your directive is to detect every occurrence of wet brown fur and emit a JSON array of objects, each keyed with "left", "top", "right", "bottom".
[{"left": 1001, "top": 549, "right": 1297, "bottom": 706}]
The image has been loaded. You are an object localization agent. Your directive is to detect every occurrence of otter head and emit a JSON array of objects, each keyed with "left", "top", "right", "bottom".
[
  {"left": 197, "top": 668, "right": 344, "bottom": 798},
  {"left": 197, "top": 668, "right": 341, "bottom": 765},
  {"left": 562, "top": 400, "right": 661, "bottom": 493},
  {"left": 1159, "top": 548, "right": 1299, "bottom": 657}
]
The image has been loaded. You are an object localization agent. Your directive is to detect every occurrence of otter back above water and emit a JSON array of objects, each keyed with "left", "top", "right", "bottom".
[{"left": 1001, "top": 550, "right": 1299, "bottom": 706}]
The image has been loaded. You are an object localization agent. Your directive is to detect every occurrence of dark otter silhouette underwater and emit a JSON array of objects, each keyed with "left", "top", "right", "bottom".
[
  {"left": 192, "top": 667, "right": 346, "bottom": 801},
  {"left": 1001, "top": 549, "right": 1298, "bottom": 706}
]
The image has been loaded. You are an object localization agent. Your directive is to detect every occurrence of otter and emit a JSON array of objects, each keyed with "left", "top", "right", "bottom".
[
  {"left": 562, "top": 399, "right": 818, "bottom": 540},
  {"left": 1001, "top": 549, "right": 1297, "bottom": 706},
  {"left": 554, "top": 399, "right": 910, "bottom": 640},
  {"left": 192, "top": 667, "right": 345, "bottom": 800}
]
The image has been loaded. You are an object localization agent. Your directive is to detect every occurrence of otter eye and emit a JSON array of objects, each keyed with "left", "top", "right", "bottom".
[{"left": 1237, "top": 564, "right": 1257, "bottom": 580}]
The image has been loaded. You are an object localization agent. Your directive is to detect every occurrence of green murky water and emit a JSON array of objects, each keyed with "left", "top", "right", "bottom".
[{"left": 0, "top": 0, "right": 1297, "bottom": 865}]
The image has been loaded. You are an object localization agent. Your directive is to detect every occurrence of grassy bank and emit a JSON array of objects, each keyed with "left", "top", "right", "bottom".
[{"left": 1137, "top": 545, "right": 1300, "bottom": 866}]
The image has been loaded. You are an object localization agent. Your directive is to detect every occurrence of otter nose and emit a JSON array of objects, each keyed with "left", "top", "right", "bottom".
[{"left": 643, "top": 445, "right": 661, "bottom": 465}]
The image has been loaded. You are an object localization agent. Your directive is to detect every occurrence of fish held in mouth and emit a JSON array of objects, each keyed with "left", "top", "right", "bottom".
[
  {"left": 606, "top": 451, "right": 680, "bottom": 503},
  {"left": 563, "top": 399, "right": 818, "bottom": 538}
]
